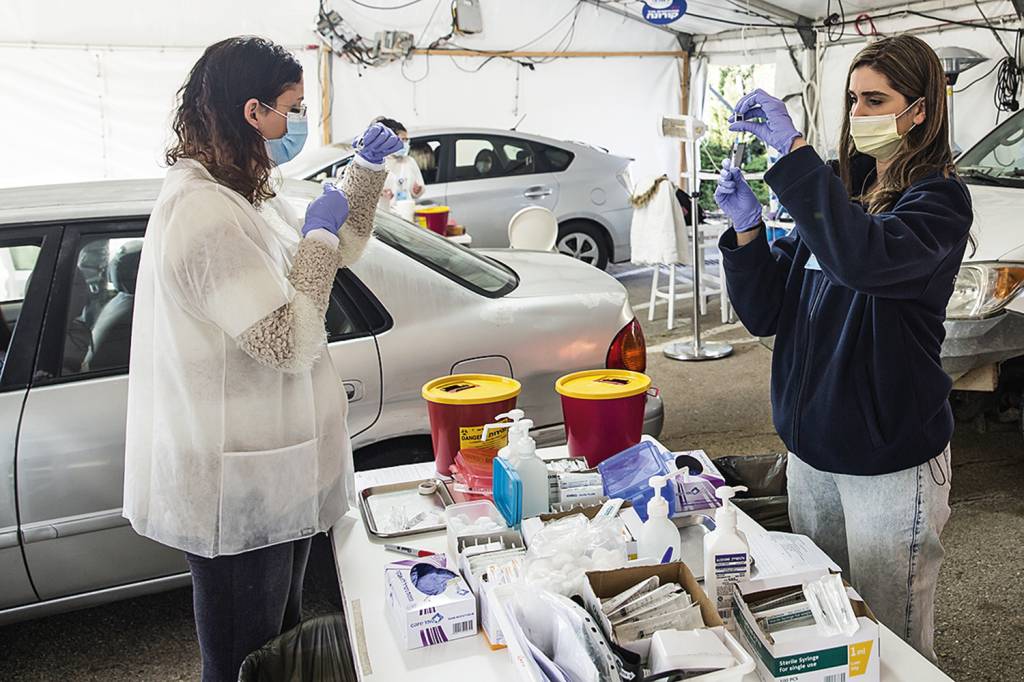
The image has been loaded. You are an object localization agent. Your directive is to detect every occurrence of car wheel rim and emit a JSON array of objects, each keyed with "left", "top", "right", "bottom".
[{"left": 558, "top": 233, "right": 600, "bottom": 265}]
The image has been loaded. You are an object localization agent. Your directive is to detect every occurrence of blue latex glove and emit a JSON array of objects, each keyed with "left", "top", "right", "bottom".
[
  {"left": 729, "top": 88, "right": 802, "bottom": 155},
  {"left": 353, "top": 122, "right": 404, "bottom": 165},
  {"left": 302, "top": 183, "right": 350, "bottom": 236},
  {"left": 714, "top": 160, "right": 763, "bottom": 232}
]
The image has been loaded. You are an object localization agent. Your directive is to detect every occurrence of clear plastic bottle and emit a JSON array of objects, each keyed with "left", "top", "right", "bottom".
[
  {"left": 638, "top": 474, "right": 681, "bottom": 563},
  {"left": 509, "top": 420, "right": 549, "bottom": 518},
  {"left": 703, "top": 485, "right": 750, "bottom": 623}
]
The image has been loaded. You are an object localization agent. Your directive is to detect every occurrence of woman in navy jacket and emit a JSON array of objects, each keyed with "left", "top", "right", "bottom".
[{"left": 715, "top": 35, "right": 972, "bottom": 661}]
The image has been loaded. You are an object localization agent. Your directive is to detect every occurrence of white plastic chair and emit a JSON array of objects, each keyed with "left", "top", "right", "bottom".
[{"left": 507, "top": 206, "right": 558, "bottom": 251}]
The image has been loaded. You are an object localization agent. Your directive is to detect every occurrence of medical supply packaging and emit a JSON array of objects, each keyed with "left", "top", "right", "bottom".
[
  {"left": 733, "top": 571, "right": 881, "bottom": 682},
  {"left": 384, "top": 554, "right": 478, "bottom": 650},
  {"left": 582, "top": 561, "right": 723, "bottom": 660}
]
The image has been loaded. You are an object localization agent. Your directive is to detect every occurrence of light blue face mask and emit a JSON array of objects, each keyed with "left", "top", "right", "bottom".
[
  {"left": 393, "top": 140, "right": 410, "bottom": 158},
  {"left": 261, "top": 101, "right": 308, "bottom": 166}
]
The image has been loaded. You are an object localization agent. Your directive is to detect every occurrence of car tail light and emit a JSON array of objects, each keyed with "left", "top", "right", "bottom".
[
  {"left": 606, "top": 318, "right": 647, "bottom": 373},
  {"left": 616, "top": 167, "right": 633, "bottom": 195}
]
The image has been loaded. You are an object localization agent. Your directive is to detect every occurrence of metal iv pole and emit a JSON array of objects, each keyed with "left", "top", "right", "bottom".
[{"left": 663, "top": 116, "right": 733, "bottom": 362}]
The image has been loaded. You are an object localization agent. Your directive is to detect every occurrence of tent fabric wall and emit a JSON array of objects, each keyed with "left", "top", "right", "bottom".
[
  {"left": 0, "top": 46, "right": 322, "bottom": 188},
  {"left": 0, "top": 0, "right": 685, "bottom": 189},
  {"left": 705, "top": 1, "right": 1022, "bottom": 160}
]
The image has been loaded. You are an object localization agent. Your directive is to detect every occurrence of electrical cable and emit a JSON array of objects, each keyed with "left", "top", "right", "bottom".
[
  {"left": 953, "top": 58, "right": 1002, "bottom": 94},
  {"left": 971, "top": 0, "right": 1022, "bottom": 112},
  {"left": 973, "top": 0, "right": 1012, "bottom": 59},
  {"left": 825, "top": 0, "right": 845, "bottom": 43},
  {"left": 854, "top": 13, "right": 878, "bottom": 37}
]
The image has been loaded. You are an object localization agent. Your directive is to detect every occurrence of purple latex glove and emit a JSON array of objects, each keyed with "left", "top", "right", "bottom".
[
  {"left": 714, "top": 160, "right": 763, "bottom": 232},
  {"left": 352, "top": 122, "right": 404, "bottom": 165},
  {"left": 302, "top": 183, "right": 350, "bottom": 236},
  {"left": 729, "top": 88, "right": 802, "bottom": 155}
]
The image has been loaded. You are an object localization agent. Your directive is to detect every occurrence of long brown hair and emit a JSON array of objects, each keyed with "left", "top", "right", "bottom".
[
  {"left": 165, "top": 36, "right": 302, "bottom": 206},
  {"left": 838, "top": 35, "right": 953, "bottom": 213}
]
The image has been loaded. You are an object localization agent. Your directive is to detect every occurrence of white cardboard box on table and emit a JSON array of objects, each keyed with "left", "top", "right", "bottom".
[
  {"left": 733, "top": 570, "right": 881, "bottom": 682},
  {"left": 384, "top": 554, "right": 477, "bottom": 650}
]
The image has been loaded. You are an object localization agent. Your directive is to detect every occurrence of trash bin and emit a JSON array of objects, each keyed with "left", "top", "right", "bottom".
[
  {"left": 714, "top": 453, "right": 791, "bottom": 532},
  {"left": 239, "top": 614, "right": 352, "bottom": 682}
]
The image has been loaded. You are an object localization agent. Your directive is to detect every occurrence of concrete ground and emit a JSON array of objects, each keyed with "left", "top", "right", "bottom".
[{"left": 1, "top": 263, "right": 1022, "bottom": 680}]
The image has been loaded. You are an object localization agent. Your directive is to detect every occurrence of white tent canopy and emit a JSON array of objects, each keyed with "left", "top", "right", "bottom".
[{"left": 1, "top": 0, "right": 1022, "bottom": 188}]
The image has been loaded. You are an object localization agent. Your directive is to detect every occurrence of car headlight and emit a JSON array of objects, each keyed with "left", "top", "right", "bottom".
[{"left": 947, "top": 262, "right": 1024, "bottom": 319}]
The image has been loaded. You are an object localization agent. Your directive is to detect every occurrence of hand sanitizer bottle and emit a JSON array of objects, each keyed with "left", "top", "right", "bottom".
[
  {"left": 638, "top": 475, "right": 681, "bottom": 564},
  {"left": 510, "top": 420, "right": 549, "bottom": 518},
  {"left": 703, "top": 485, "right": 750, "bottom": 623},
  {"left": 481, "top": 410, "right": 526, "bottom": 463}
]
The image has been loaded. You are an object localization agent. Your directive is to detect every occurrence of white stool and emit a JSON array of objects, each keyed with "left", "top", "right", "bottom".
[
  {"left": 647, "top": 221, "right": 733, "bottom": 331},
  {"left": 508, "top": 206, "right": 558, "bottom": 251}
]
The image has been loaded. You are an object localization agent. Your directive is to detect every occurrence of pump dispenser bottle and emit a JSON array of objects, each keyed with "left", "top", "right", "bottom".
[
  {"left": 638, "top": 475, "right": 681, "bottom": 564},
  {"left": 481, "top": 409, "right": 526, "bottom": 463},
  {"left": 509, "top": 420, "right": 549, "bottom": 517},
  {"left": 703, "top": 485, "right": 750, "bottom": 622}
]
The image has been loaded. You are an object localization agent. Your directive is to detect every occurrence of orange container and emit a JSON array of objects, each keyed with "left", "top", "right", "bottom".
[{"left": 415, "top": 206, "right": 451, "bottom": 235}]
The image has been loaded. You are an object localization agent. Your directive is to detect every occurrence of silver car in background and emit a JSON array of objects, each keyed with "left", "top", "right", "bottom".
[
  {"left": 0, "top": 179, "right": 662, "bottom": 624},
  {"left": 281, "top": 126, "right": 635, "bottom": 269}
]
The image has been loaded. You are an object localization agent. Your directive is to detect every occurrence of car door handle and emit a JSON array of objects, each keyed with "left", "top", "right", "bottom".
[
  {"left": 344, "top": 381, "right": 364, "bottom": 402},
  {"left": 523, "top": 187, "right": 552, "bottom": 199}
]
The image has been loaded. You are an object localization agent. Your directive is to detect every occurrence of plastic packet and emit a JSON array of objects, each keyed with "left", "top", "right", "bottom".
[
  {"left": 525, "top": 514, "right": 627, "bottom": 597},
  {"left": 803, "top": 573, "right": 859, "bottom": 638}
]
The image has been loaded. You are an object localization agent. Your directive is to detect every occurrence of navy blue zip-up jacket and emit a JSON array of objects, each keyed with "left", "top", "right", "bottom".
[{"left": 720, "top": 145, "right": 973, "bottom": 475}]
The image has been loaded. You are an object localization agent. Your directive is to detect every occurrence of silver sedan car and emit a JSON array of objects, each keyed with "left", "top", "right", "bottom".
[
  {"left": 281, "top": 127, "right": 636, "bottom": 270},
  {"left": 0, "top": 179, "right": 663, "bottom": 624}
]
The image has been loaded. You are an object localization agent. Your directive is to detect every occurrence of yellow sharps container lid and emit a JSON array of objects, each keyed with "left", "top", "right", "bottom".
[
  {"left": 555, "top": 369, "right": 652, "bottom": 401},
  {"left": 415, "top": 205, "right": 450, "bottom": 214},
  {"left": 422, "top": 374, "right": 522, "bottom": 406}
]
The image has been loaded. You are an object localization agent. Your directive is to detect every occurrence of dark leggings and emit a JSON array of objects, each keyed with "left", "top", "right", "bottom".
[{"left": 186, "top": 537, "right": 312, "bottom": 682}]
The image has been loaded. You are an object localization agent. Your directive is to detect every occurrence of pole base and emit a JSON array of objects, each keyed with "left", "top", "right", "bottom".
[{"left": 663, "top": 341, "right": 734, "bottom": 362}]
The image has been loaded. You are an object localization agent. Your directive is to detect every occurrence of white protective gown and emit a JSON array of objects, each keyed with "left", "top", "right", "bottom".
[
  {"left": 123, "top": 158, "right": 353, "bottom": 558},
  {"left": 629, "top": 175, "right": 693, "bottom": 266}
]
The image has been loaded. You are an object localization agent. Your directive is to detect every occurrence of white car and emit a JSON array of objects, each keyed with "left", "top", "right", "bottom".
[
  {"left": 943, "top": 111, "right": 1024, "bottom": 417},
  {"left": 281, "top": 127, "right": 635, "bottom": 269}
]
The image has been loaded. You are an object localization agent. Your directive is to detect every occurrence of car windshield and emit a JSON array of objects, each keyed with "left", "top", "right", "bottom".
[
  {"left": 957, "top": 110, "right": 1024, "bottom": 187},
  {"left": 372, "top": 210, "right": 519, "bottom": 297}
]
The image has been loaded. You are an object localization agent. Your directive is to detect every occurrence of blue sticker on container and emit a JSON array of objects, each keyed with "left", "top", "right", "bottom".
[{"left": 642, "top": 0, "right": 687, "bottom": 25}]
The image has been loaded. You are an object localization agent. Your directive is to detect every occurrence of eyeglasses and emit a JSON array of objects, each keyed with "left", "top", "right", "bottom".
[{"left": 259, "top": 100, "right": 307, "bottom": 119}]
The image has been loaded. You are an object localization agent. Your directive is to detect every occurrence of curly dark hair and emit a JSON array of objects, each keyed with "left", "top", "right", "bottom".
[{"left": 165, "top": 36, "right": 303, "bottom": 205}]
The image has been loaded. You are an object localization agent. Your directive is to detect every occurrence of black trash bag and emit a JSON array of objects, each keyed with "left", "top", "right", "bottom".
[
  {"left": 715, "top": 453, "right": 791, "bottom": 532},
  {"left": 239, "top": 614, "right": 351, "bottom": 682}
]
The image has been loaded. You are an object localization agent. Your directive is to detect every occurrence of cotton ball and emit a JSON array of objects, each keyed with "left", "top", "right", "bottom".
[
  {"left": 591, "top": 548, "right": 624, "bottom": 570},
  {"left": 553, "top": 552, "right": 574, "bottom": 569}
]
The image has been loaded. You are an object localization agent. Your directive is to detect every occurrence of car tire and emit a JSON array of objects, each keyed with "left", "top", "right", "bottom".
[{"left": 557, "top": 221, "right": 610, "bottom": 270}]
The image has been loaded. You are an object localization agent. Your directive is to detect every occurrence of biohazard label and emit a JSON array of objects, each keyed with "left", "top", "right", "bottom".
[{"left": 459, "top": 425, "right": 509, "bottom": 450}]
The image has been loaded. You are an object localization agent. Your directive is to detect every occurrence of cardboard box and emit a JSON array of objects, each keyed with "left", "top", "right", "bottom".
[
  {"left": 733, "top": 575, "right": 881, "bottom": 682},
  {"left": 455, "top": 529, "right": 525, "bottom": 651},
  {"left": 582, "top": 561, "right": 723, "bottom": 660},
  {"left": 384, "top": 555, "right": 477, "bottom": 650}
]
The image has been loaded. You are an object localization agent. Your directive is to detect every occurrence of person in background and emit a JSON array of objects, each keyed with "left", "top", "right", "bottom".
[
  {"left": 123, "top": 36, "right": 401, "bottom": 682},
  {"left": 373, "top": 116, "right": 425, "bottom": 211},
  {"left": 714, "top": 35, "right": 972, "bottom": 661}
]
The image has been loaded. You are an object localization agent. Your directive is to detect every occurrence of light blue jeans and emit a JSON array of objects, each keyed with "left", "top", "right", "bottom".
[{"left": 787, "top": 446, "right": 952, "bottom": 662}]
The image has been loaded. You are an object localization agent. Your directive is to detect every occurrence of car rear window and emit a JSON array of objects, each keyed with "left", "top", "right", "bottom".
[
  {"left": 372, "top": 210, "right": 519, "bottom": 298},
  {"left": 540, "top": 145, "right": 574, "bottom": 172}
]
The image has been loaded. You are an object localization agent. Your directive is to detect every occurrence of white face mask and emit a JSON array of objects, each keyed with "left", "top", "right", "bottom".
[{"left": 849, "top": 97, "right": 923, "bottom": 161}]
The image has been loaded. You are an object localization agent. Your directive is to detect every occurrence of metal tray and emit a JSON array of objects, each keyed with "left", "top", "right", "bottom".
[
  {"left": 358, "top": 478, "right": 454, "bottom": 539},
  {"left": 674, "top": 514, "right": 716, "bottom": 580}
]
